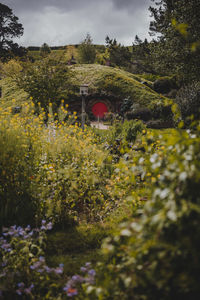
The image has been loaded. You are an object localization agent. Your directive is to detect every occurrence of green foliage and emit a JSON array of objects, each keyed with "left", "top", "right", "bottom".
[
  {"left": 109, "top": 120, "right": 144, "bottom": 143},
  {"left": 175, "top": 81, "right": 200, "bottom": 124},
  {"left": 36, "top": 126, "right": 110, "bottom": 226},
  {"left": 132, "top": 36, "right": 153, "bottom": 73},
  {"left": 1, "top": 63, "right": 169, "bottom": 113},
  {"left": 17, "top": 55, "right": 72, "bottom": 115},
  {"left": 0, "top": 222, "right": 66, "bottom": 299},
  {"left": 0, "top": 77, "right": 28, "bottom": 111},
  {"left": 149, "top": 0, "right": 200, "bottom": 81},
  {"left": 85, "top": 127, "right": 200, "bottom": 299},
  {"left": 0, "top": 3, "right": 26, "bottom": 61},
  {"left": 105, "top": 36, "right": 132, "bottom": 68},
  {"left": 0, "top": 105, "right": 115, "bottom": 228},
  {"left": 78, "top": 34, "right": 96, "bottom": 64},
  {"left": 0, "top": 112, "right": 41, "bottom": 228},
  {"left": 153, "top": 77, "right": 177, "bottom": 94},
  {"left": 40, "top": 43, "right": 51, "bottom": 57}
]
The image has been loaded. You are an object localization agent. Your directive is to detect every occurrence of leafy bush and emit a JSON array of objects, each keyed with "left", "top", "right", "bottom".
[
  {"left": 150, "top": 103, "right": 173, "bottom": 120},
  {"left": 153, "top": 77, "right": 177, "bottom": 94},
  {"left": 125, "top": 108, "right": 152, "bottom": 121},
  {"left": 0, "top": 110, "right": 42, "bottom": 228},
  {"left": 37, "top": 125, "right": 110, "bottom": 226},
  {"left": 175, "top": 81, "right": 200, "bottom": 124},
  {"left": 0, "top": 104, "right": 112, "bottom": 228},
  {"left": 85, "top": 129, "right": 200, "bottom": 300},
  {"left": 17, "top": 54, "right": 72, "bottom": 116},
  {"left": 110, "top": 120, "right": 144, "bottom": 143}
]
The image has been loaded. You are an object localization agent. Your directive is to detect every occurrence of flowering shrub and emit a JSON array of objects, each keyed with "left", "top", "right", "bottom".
[
  {"left": 0, "top": 105, "right": 43, "bottom": 228},
  {"left": 0, "top": 221, "right": 66, "bottom": 299},
  {"left": 0, "top": 103, "right": 112, "bottom": 228},
  {"left": 63, "top": 262, "right": 96, "bottom": 298}
]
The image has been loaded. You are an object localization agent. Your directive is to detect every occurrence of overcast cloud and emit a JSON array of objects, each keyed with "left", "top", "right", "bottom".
[{"left": 1, "top": 0, "right": 152, "bottom": 46}]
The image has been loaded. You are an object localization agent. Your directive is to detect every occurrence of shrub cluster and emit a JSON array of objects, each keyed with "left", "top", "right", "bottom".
[
  {"left": 175, "top": 81, "right": 200, "bottom": 124},
  {"left": 84, "top": 128, "right": 200, "bottom": 299},
  {"left": 153, "top": 76, "right": 177, "bottom": 94},
  {"left": 0, "top": 221, "right": 66, "bottom": 299},
  {"left": 0, "top": 103, "right": 111, "bottom": 228}
]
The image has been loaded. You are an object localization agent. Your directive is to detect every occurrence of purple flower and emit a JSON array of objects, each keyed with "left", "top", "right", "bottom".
[
  {"left": 44, "top": 266, "right": 52, "bottom": 273},
  {"left": 85, "top": 262, "right": 91, "bottom": 267},
  {"left": 46, "top": 222, "right": 53, "bottom": 230},
  {"left": 16, "top": 289, "right": 22, "bottom": 295},
  {"left": 30, "top": 261, "right": 42, "bottom": 270},
  {"left": 54, "top": 266, "right": 63, "bottom": 274},
  {"left": 37, "top": 268, "right": 44, "bottom": 273},
  {"left": 24, "top": 284, "right": 34, "bottom": 295},
  {"left": 88, "top": 269, "right": 96, "bottom": 276},
  {"left": 80, "top": 267, "right": 87, "bottom": 272},
  {"left": 1, "top": 243, "right": 11, "bottom": 250},
  {"left": 17, "top": 282, "right": 25, "bottom": 288},
  {"left": 1, "top": 261, "right": 7, "bottom": 267},
  {"left": 39, "top": 256, "right": 45, "bottom": 262},
  {"left": 25, "top": 225, "right": 31, "bottom": 231}
]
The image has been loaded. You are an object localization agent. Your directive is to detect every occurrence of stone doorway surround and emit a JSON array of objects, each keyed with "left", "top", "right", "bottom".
[{"left": 85, "top": 93, "right": 121, "bottom": 119}]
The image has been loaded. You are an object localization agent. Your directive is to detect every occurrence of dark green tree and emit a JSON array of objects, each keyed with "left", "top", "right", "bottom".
[
  {"left": 40, "top": 42, "right": 51, "bottom": 57},
  {"left": 132, "top": 35, "right": 154, "bottom": 73},
  {"left": 105, "top": 36, "right": 132, "bottom": 68},
  {"left": 149, "top": 0, "right": 200, "bottom": 81},
  {"left": 0, "top": 3, "right": 26, "bottom": 60},
  {"left": 78, "top": 33, "right": 96, "bottom": 64}
]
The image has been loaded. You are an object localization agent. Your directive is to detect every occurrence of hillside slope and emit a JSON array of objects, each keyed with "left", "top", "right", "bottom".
[
  {"left": 0, "top": 64, "right": 170, "bottom": 111},
  {"left": 70, "top": 64, "right": 168, "bottom": 107}
]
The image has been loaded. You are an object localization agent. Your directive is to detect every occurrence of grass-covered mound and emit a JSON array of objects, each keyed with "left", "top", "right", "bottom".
[
  {"left": 70, "top": 64, "right": 168, "bottom": 108},
  {"left": 0, "top": 63, "right": 170, "bottom": 112}
]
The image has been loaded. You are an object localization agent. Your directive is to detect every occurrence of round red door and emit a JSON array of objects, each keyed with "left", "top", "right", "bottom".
[{"left": 92, "top": 102, "right": 108, "bottom": 118}]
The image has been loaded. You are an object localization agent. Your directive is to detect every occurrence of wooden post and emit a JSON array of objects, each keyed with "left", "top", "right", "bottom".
[{"left": 81, "top": 94, "right": 86, "bottom": 130}]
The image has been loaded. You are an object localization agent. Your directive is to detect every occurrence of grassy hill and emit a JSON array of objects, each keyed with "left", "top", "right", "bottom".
[
  {"left": 0, "top": 77, "right": 28, "bottom": 111},
  {"left": 70, "top": 64, "right": 168, "bottom": 107},
  {"left": 0, "top": 64, "right": 170, "bottom": 112}
]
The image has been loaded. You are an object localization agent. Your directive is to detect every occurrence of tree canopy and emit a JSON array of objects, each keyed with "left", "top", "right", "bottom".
[
  {"left": 78, "top": 33, "right": 96, "bottom": 64},
  {"left": 149, "top": 0, "right": 200, "bottom": 81},
  {"left": 0, "top": 3, "right": 26, "bottom": 60}
]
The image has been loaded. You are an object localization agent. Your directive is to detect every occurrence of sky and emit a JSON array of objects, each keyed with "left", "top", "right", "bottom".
[{"left": 1, "top": 0, "right": 153, "bottom": 47}]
